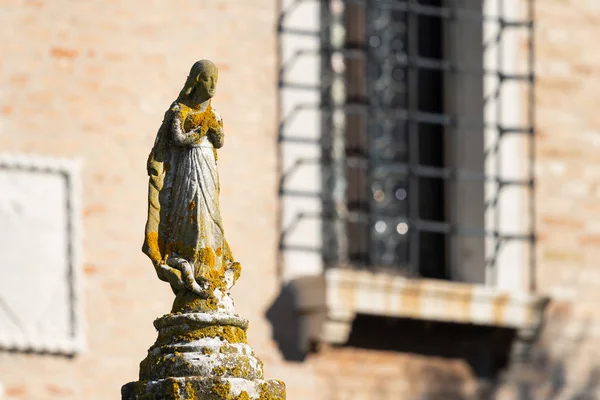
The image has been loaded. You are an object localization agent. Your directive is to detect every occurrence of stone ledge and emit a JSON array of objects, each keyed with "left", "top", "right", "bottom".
[
  {"left": 122, "top": 376, "right": 285, "bottom": 400},
  {"left": 290, "top": 268, "right": 550, "bottom": 351}
]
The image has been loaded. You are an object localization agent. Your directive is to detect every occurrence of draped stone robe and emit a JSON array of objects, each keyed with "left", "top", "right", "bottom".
[{"left": 142, "top": 101, "right": 236, "bottom": 292}]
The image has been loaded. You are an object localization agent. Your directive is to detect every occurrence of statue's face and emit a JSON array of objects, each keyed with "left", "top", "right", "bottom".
[
  {"left": 180, "top": 60, "right": 219, "bottom": 106},
  {"left": 194, "top": 65, "right": 218, "bottom": 101}
]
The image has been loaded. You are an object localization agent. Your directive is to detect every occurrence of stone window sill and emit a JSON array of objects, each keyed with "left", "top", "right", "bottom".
[{"left": 289, "top": 268, "right": 550, "bottom": 353}]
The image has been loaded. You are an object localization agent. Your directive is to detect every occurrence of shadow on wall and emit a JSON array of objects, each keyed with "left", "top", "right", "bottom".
[
  {"left": 490, "top": 312, "right": 600, "bottom": 400},
  {"left": 267, "top": 287, "right": 600, "bottom": 399},
  {"left": 265, "top": 283, "right": 306, "bottom": 362}
]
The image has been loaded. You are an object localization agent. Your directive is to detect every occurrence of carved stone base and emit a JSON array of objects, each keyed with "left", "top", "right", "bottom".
[
  {"left": 121, "top": 376, "right": 285, "bottom": 400},
  {"left": 122, "top": 312, "right": 285, "bottom": 399}
]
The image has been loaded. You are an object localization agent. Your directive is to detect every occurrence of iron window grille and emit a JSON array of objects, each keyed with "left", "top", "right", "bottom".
[{"left": 278, "top": 0, "right": 535, "bottom": 288}]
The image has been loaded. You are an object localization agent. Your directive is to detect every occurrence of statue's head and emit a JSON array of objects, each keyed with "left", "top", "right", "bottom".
[{"left": 178, "top": 60, "right": 219, "bottom": 106}]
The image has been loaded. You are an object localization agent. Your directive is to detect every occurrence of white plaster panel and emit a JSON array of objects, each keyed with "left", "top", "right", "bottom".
[{"left": 0, "top": 154, "right": 83, "bottom": 354}]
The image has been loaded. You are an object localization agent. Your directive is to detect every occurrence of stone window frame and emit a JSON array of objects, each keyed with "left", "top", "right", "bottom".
[
  {"left": 0, "top": 153, "right": 85, "bottom": 355},
  {"left": 278, "top": 0, "right": 546, "bottom": 354}
]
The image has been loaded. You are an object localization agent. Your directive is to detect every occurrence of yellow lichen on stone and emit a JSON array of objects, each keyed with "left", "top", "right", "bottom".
[
  {"left": 229, "top": 362, "right": 259, "bottom": 379},
  {"left": 198, "top": 247, "right": 216, "bottom": 269},
  {"left": 156, "top": 325, "right": 247, "bottom": 346},
  {"left": 219, "top": 344, "right": 233, "bottom": 354},
  {"left": 180, "top": 103, "right": 220, "bottom": 141},
  {"left": 229, "top": 262, "right": 242, "bottom": 283},
  {"left": 222, "top": 240, "right": 242, "bottom": 282},
  {"left": 237, "top": 391, "right": 251, "bottom": 400},
  {"left": 171, "top": 291, "right": 220, "bottom": 313},
  {"left": 211, "top": 381, "right": 232, "bottom": 399},
  {"left": 183, "top": 381, "right": 196, "bottom": 398},
  {"left": 223, "top": 240, "right": 234, "bottom": 264},
  {"left": 168, "top": 379, "right": 180, "bottom": 397},
  {"left": 210, "top": 381, "right": 252, "bottom": 400},
  {"left": 145, "top": 231, "right": 165, "bottom": 263},
  {"left": 257, "top": 382, "right": 286, "bottom": 400}
]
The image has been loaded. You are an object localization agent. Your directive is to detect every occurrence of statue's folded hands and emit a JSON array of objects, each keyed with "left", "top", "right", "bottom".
[{"left": 208, "top": 127, "right": 224, "bottom": 149}]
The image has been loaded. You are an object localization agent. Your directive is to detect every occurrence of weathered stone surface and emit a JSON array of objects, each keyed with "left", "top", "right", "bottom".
[
  {"left": 138, "top": 313, "right": 263, "bottom": 382},
  {"left": 122, "top": 376, "right": 285, "bottom": 400}
]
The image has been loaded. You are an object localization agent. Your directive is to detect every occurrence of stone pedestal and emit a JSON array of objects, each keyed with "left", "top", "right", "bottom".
[
  {"left": 122, "top": 270, "right": 285, "bottom": 399},
  {"left": 122, "top": 312, "right": 285, "bottom": 399}
]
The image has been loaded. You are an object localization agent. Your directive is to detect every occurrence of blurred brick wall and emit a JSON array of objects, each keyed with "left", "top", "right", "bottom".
[
  {"left": 1, "top": 0, "right": 600, "bottom": 399},
  {"left": 527, "top": 0, "right": 600, "bottom": 397}
]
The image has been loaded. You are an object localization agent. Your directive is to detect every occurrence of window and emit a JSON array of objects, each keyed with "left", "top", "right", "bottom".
[
  {"left": 279, "top": 0, "right": 535, "bottom": 289},
  {"left": 328, "top": 0, "right": 447, "bottom": 278}
]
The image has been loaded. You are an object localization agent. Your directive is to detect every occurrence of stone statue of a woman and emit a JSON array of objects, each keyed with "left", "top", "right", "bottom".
[
  {"left": 123, "top": 60, "right": 284, "bottom": 399},
  {"left": 142, "top": 60, "right": 240, "bottom": 312}
]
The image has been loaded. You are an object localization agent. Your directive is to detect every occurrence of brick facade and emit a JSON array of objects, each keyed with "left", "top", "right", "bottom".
[{"left": 0, "top": 0, "right": 598, "bottom": 399}]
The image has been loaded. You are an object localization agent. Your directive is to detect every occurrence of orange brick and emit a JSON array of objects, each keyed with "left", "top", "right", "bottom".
[{"left": 49, "top": 47, "right": 79, "bottom": 59}]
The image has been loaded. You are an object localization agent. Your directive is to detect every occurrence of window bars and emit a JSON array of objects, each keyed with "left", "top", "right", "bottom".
[{"left": 278, "top": 0, "right": 536, "bottom": 289}]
